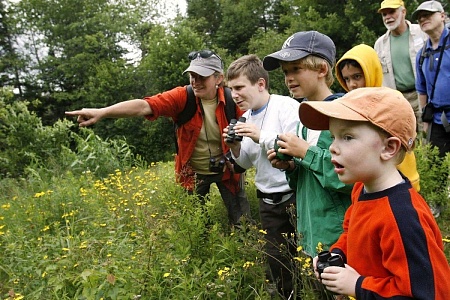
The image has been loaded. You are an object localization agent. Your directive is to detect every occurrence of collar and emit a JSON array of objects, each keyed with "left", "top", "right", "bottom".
[
  {"left": 251, "top": 99, "right": 270, "bottom": 116},
  {"left": 426, "top": 26, "right": 449, "bottom": 50}
]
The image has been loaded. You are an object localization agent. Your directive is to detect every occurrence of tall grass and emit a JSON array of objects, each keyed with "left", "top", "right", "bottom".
[{"left": 0, "top": 163, "right": 275, "bottom": 299}]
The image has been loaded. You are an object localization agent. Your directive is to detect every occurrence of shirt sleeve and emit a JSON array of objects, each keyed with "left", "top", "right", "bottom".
[{"left": 415, "top": 48, "right": 427, "bottom": 95}]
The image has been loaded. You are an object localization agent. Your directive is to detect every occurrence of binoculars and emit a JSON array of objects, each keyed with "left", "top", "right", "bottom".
[
  {"left": 274, "top": 135, "right": 292, "bottom": 161},
  {"left": 226, "top": 117, "right": 246, "bottom": 143},
  {"left": 316, "top": 250, "right": 345, "bottom": 276},
  {"left": 209, "top": 157, "right": 226, "bottom": 173}
]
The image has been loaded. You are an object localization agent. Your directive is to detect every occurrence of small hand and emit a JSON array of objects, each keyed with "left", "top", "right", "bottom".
[
  {"left": 320, "top": 264, "right": 359, "bottom": 297},
  {"left": 267, "top": 149, "right": 292, "bottom": 170},
  {"left": 234, "top": 123, "right": 260, "bottom": 143},
  {"left": 276, "top": 133, "right": 308, "bottom": 159}
]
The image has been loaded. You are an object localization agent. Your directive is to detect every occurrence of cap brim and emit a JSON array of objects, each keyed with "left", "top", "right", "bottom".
[
  {"left": 182, "top": 66, "right": 215, "bottom": 77},
  {"left": 378, "top": 5, "right": 401, "bottom": 13},
  {"left": 299, "top": 101, "right": 368, "bottom": 130},
  {"left": 263, "top": 49, "right": 310, "bottom": 71},
  {"left": 411, "top": 9, "right": 437, "bottom": 20}
]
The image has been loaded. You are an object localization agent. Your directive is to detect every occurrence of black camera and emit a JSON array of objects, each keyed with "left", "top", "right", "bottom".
[
  {"left": 209, "top": 157, "right": 225, "bottom": 173},
  {"left": 422, "top": 103, "right": 434, "bottom": 122},
  {"left": 316, "top": 250, "right": 345, "bottom": 277},
  {"left": 226, "top": 117, "right": 246, "bottom": 143},
  {"left": 274, "top": 135, "right": 292, "bottom": 161}
]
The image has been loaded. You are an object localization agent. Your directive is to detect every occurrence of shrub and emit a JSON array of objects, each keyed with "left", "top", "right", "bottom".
[
  {"left": 0, "top": 89, "right": 144, "bottom": 180},
  {"left": 415, "top": 140, "right": 450, "bottom": 210}
]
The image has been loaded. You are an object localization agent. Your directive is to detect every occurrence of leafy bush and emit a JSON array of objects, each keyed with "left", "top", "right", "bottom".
[
  {"left": 415, "top": 140, "right": 450, "bottom": 209},
  {"left": 0, "top": 89, "right": 144, "bottom": 180}
]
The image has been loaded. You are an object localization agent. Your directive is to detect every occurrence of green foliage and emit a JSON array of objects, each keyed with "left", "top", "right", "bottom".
[
  {"left": 0, "top": 91, "right": 144, "bottom": 179},
  {"left": 0, "top": 163, "right": 272, "bottom": 299},
  {"left": 415, "top": 140, "right": 450, "bottom": 208},
  {"left": 248, "top": 29, "right": 292, "bottom": 96},
  {"left": 0, "top": 93, "right": 69, "bottom": 178}
]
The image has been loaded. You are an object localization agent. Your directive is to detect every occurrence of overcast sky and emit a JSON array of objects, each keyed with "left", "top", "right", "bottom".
[{"left": 166, "top": 0, "right": 187, "bottom": 17}]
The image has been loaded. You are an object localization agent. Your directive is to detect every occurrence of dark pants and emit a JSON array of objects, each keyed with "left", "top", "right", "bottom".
[
  {"left": 259, "top": 194, "right": 297, "bottom": 299},
  {"left": 430, "top": 122, "right": 450, "bottom": 157},
  {"left": 195, "top": 173, "right": 249, "bottom": 225}
]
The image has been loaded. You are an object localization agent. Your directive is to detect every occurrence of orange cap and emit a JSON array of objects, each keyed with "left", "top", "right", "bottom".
[{"left": 299, "top": 87, "right": 416, "bottom": 151}]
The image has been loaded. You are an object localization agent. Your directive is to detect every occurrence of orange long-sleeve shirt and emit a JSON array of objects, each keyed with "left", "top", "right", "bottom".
[{"left": 331, "top": 180, "right": 450, "bottom": 299}]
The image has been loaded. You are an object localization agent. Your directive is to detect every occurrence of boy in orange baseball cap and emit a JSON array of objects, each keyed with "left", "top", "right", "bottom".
[{"left": 302, "top": 87, "right": 450, "bottom": 299}]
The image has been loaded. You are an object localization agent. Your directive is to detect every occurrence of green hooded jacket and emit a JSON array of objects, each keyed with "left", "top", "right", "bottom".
[{"left": 287, "top": 94, "right": 353, "bottom": 256}]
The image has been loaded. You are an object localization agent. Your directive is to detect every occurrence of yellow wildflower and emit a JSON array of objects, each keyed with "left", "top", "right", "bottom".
[{"left": 34, "top": 192, "right": 45, "bottom": 198}]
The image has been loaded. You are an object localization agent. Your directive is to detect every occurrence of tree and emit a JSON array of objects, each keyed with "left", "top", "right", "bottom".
[
  {"left": 10, "top": 0, "right": 158, "bottom": 125},
  {"left": 0, "top": 1, "right": 23, "bottom": 96}
]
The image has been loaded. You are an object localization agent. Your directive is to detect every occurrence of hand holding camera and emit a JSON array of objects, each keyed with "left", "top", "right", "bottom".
[
  {"left": 274, "top": 135, "right": 292, "bottom": 161},
  {"left": 316, "top": 250, "right": 345, "bottom": 278},
  {"left": 226, "top": 117, "right": 246, "bottom": 143}
]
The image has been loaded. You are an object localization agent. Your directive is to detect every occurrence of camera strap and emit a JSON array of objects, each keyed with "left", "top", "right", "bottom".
[
  {"left": 427, "top": 33, "right": 448, "bottom": 102},
  {"left": 198, "top": 99, "right": 215, "bottom": 160}
]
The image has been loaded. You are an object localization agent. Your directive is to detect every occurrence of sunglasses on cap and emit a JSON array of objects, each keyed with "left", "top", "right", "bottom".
[{"left": 188, "top": 50, "right": 223, "bottom": 63}]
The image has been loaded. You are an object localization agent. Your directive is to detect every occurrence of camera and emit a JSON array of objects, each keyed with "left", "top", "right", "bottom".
[
  {"left": 209, "top": 157, "right": 226, "bottom": 173},
  {"left": 422, "top": 103, "right": 434, "bottom": 122},
  {"left": 274, "top": 135, "right": 292, "bottom": 161},
  {"left": 226, "top": 117, "right": 246, "bottom": 143},
  {"left": 316, "top": 251, "right": 345, "bottom": 277}
]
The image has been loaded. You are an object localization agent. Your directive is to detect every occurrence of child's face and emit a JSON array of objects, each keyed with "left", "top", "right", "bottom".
[
  {"left": 329, "top": 118, "right": 386, "bottom": 185},
  {"left": 281, "top": 61, "right": 320, "bottom": 99},
  {"left": 341, "top": 64, "right": 366, "bottom": 91},
  {"left": 227, "top": 74, "right": 264, "bottom": 111}
]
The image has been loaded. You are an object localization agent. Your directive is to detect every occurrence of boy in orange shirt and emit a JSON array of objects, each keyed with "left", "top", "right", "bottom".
[{"left": 302, "top": 87, "right": 450, "bottom": 299}]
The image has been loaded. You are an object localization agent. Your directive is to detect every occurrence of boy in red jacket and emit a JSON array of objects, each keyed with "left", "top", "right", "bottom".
[{"left": 300, "top": 87, "right": 450, "bottom": 299}]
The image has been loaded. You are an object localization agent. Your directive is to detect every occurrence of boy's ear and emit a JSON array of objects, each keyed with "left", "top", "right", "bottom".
[
  {"left": 257, "top": 77, "right": 267, "bottom": 92},
  {"left": 317, "top": 61, "right": 329, "bottom": 79},
  {"left": 380, "top": 137, "right": 402, "bottom": 161}
]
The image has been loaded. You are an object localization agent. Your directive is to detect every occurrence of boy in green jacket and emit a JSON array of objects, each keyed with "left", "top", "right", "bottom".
[{"left": 264, "top": 31, "right": 353, "bottom": 258}]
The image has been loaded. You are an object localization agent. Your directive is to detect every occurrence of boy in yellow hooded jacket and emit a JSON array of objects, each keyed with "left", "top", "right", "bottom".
[{"left": 336, "top": 44, "right": 420, "bottom": 191}]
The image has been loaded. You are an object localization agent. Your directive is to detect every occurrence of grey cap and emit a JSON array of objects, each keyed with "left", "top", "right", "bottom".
[
  {"left": 263, "top": 31, "right": 336, "bottom": 71},
  {"left": 412, "top": 1, "right": 444, "bottom": 20},
  {"left": 183, "top": 55, "right": 223, "bottom": 77}
]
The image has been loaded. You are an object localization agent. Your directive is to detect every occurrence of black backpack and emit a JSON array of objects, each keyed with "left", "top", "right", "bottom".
[{"left": 173, "top": 85, "right": 236, "bottom": 154}]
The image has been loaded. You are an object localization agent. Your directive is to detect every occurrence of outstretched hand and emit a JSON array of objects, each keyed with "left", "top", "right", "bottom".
[{"left": 65, "top": 109, "right": 103, "bottom": 127}]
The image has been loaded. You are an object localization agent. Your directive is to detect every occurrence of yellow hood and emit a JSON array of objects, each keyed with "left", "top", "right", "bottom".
[{"left": 336, "top": 44, "right": 382, "bottom": 92}]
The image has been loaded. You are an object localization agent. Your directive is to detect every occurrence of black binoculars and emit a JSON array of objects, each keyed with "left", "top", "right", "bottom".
[
  {"left": 274, "top": 135, "right": 292, "bottom": 161},
  {"left": 226, "top": 117, "right": 246, "bottom": 143},
  {"left": 316, "top": 250, "right": 345, "bottom": 276},
  {"left": 209, "top": 157, "right": 225, "bottom": 173}
]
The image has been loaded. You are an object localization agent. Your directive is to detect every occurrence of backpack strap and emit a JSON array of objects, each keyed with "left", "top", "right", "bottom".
[
  {"left": 223, "top": 86, "right": 236, "bottom": 123},
  {"left": 176, "top": 85, "right": 196, "bottom": 127}
]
